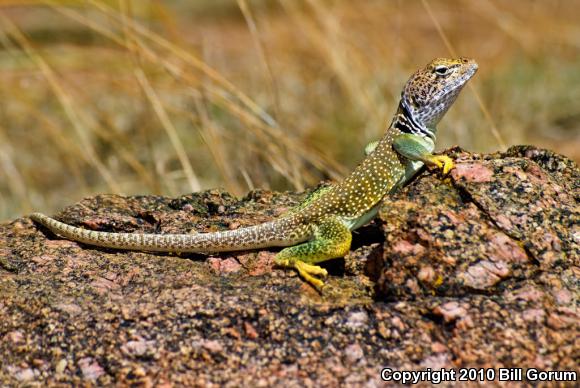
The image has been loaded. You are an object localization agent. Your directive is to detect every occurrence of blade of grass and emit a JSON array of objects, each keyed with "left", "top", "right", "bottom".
[
  {"left": 135, "top": 68, "right": 201, "bottom": 192},
  {"left": 85, "top": 0, "right": 279, "bottom": 129},
  {"left": 108, "top": 0, "right": 345, "bottom": 184},
  {"left": 0, "top": 125, "right": 31, "bottom": 213},
  {"left": 48, "top": 2, "right": 346, "bottom": 187},
  {"left": 0, "top": 13, "right": 121, "bottom": 193},
  {"left": 237, "top": 0, "right": 280, "bottom": 118},
  {"left": 0, "top": 26, "right": 90, "bottom": 195},
  {"left": 421, "top": 0, "right": 507, "bottom": 149},
  {"left": 191, "top": 89, "right": 241, "bottom": 195}
]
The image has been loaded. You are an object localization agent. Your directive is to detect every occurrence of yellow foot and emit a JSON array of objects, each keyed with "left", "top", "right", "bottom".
[
  {"left": 428, "top": 155, "right": 455, "bottom": 175},
  {"left": 295, "top": 261, "right": 328, "bottom": 290}
]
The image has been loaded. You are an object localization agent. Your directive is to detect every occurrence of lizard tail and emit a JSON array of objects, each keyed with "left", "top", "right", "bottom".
[{"left": 30, "top": 212, "right": 303, "bottom": 253}]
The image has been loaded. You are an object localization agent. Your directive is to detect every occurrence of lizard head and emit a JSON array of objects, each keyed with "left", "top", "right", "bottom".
[{"left": 401, "top": 57, "right": 478, "bottom": 129}]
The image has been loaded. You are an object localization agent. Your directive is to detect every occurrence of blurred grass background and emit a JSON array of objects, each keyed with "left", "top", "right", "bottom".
[{"left": 0, "top": 0, "right": 578, "bottom": 221}]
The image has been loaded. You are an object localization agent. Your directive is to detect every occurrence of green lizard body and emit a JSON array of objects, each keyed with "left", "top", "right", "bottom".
[{"left": 31, "top": 57, "right": 478, "bottom": 289}]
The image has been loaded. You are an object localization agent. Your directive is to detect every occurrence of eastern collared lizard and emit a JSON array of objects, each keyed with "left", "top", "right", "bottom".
[{"left": 31, "top": 57, "right": 478, "bottom": 289}]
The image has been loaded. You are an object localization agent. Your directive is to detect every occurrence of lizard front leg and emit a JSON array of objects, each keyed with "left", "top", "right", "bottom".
[
  {"left": 275, "top": 217, "right": 352, "bottom": 290},
  {"left": 393, "top": 133, "right": 455, "bottom": 174}
]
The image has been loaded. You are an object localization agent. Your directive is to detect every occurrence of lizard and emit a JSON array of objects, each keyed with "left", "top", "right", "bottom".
[{"left": 31, "top": 57, "right": 478, "bottom": 290}]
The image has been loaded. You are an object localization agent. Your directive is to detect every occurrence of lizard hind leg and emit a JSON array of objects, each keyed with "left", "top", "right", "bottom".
[{"left": 275, "top": 217, "right": 352, "bottom": 290}]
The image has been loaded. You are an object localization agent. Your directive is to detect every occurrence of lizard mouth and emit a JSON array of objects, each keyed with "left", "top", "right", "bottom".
[
  {"left": 460, "top": 60, "right": 479, "bottom": 83},
  {"left": 465, "top": 62, "right": 479, "bottom": 78},
  {"left": 435, "top": 61, "right": 478, "bottom": 102}
]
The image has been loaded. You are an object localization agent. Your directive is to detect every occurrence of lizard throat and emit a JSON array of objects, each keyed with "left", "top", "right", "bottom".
[{"left": 393, "top": 100, "right": 435, "bottom": 140}]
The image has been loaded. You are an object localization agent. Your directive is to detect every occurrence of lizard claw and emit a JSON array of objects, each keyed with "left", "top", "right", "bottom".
[
  {"left": 429, "top": 155, "right": 455, "bottom": 175},
  {"left": 295, "top": 261, "right": 328, "bottom": 290},
  {"left": 275, "top": 258, "right": 328, "bottom": 290}
]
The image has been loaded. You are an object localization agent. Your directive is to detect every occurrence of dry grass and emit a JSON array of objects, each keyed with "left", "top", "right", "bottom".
[{"left": 0, "top": 0, "right": 578, "bottom": 220}]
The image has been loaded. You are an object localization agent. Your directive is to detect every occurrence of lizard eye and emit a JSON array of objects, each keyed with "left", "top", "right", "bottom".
[{"left": 434, "top": 66, "right": 449, "bottom": 76}]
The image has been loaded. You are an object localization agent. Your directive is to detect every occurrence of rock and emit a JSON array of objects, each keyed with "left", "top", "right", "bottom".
[
  {"left": 13, "top": 368, "right": 36, "bottom": 382},
  {"left": 345, "top": 310, "right": 369, "bottom": 330},
  {"left": 431, "top": 301, "right": 469, "bottom": 323},
  {"left": 377, "top": 146, "right": 578, "bottom": 298},
  {"left": 121, "top": 338, "right": 157, "bottom": 357},
  {"left": 77, "top": 358, "right": 105, "bottom": 380},
  {"left": 344, "top": 343, "right": 364, "bottom": 364},
  {"left": 0, "top": 147, "right": 577, "bottom": 385},
  {"left": 55, "top": 359, "right": 67, "bottom": 374}
]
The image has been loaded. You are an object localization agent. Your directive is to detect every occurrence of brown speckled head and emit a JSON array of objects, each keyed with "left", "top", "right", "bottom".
[{"left": 402, "top": 57, "right": 478, "bottom": 128}]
